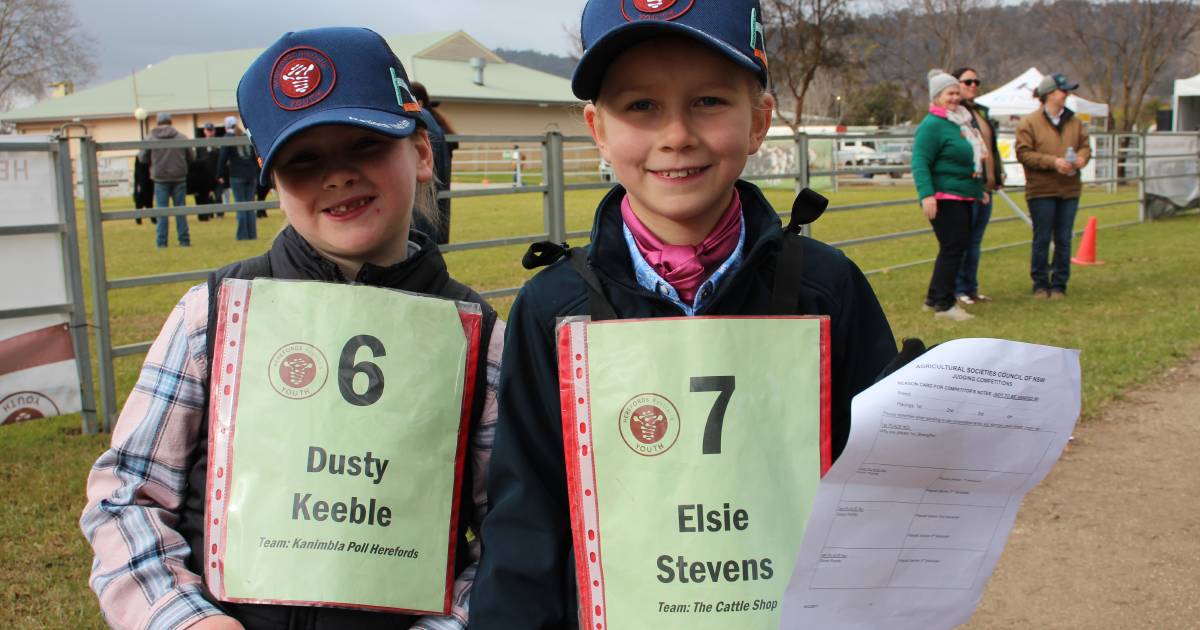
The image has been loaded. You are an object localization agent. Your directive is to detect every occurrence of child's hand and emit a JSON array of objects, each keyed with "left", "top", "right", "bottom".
[{"left": 188, "top": 616, "right": 245, "bottom": 630}]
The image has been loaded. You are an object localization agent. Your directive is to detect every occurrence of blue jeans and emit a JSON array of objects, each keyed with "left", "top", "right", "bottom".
[
  {"left": 1028, "top": 196, "right": 1079, "bottom": 293},
  {"left": 955, "top": 196, "right": 992, "bottom": 297},
  {"left": 154, "top": 181, "right": 190, "bottom": 247},
  {"left": 230, "top": 178, "right": 257, "bottom": 240}
]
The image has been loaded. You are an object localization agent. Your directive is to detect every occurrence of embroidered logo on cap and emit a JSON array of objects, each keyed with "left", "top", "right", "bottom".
[
  {"left": 623, "top": 0, "right": 694, "bottom": 21},
  {"left": 750, "top": 8, "right": 768, "bottom": 66},
  {"left": 270, "top": 46, "right": 336, "bottom": 111},
  {"left": 634, "top": 0, "right": 675, "bottom": 12},
  {"left": 280, "top": 59, "right": 320, "bottom": 98}
]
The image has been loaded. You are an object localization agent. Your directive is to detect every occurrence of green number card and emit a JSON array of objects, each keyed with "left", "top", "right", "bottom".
[
  {"left": 205, "top": 278, "right": 481, "bottom": 614},
  {"left": 559, "top": 316, "right": 830, "bottom": 630}
]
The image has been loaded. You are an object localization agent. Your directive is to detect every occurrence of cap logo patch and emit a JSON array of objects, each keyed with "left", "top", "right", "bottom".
[
  {"left": 270, "top": 46, "right": 336, "bottom": 111},
  {"left": 623, "top": 0, "right": 694, "bottom": 21},
  {"left": 634, "top": 0, "right": 675, "bottom": 12},
  {"left": 280, "top": 59, "right": 320, "bottom": 98}
]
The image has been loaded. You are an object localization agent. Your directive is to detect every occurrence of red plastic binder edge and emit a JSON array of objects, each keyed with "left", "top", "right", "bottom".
[
  {"left": 558, "top": 316, "right": 832, "bottom": 628},
  {"left": 204, "top": 279, "right": 481, "bottom": 614}
]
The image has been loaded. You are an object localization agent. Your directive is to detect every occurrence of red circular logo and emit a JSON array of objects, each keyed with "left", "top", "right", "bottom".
[
  {"left": 1, "top": 391, "right": 59, "bottom": 425},
  {"left": 623, "top": 0, "right": 693, "bottom": 21},
  {"left": 270, "top": 46, "right": 337, "bottom": 111},
  {"left": 635, "top": 0, "right": 676, "bottom": 12},
  {"left": 279, "top": 58, "right": 322, "bottom": 99},
  {"left": 278, "top": 352, "right": 318, "bottom": 389},
  {"left": 619, "top": 393, "right": 681, "bottom": 456},
  {"left": 268, "top": 342, "right": 330, "bottom": 399},
  {"left": 629, "top": 405, "right": 668, "bottom": 444},
  {"left": 4, "top": 407, "right": 44, "bottom": 424}
]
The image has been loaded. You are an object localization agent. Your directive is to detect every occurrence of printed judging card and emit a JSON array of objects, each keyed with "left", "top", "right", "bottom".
[
  {"left": 206, "top": 278, "right": 481, "bottom": 614},
  {"left": 559, "top": 316, "right": 831, "bottom": 630}
]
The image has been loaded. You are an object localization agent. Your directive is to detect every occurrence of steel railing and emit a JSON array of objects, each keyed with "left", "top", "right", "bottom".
[{"left": 74, "top": 130, "right": 1198, "bottom": 429}]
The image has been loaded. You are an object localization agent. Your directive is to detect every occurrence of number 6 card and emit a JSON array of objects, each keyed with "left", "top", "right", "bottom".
[
  {"left": 205, "top": 278, "right": 481, "bottom": 614},
  {"left": 558, "top": 316, "right": 830, "bottom": 630}
]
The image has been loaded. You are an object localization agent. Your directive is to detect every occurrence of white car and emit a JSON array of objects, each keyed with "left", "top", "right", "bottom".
[{"left": 834, "top": 139, "right": 887, "bottom": 167}]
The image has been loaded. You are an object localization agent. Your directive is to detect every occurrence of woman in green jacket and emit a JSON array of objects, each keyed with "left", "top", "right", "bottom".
[{"left": 911, "top": 69, "right": 988, "bottom": 321}]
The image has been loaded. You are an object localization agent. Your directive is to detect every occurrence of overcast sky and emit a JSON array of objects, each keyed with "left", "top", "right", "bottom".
[{"left": 70, "top": 0, "right": 588, "bottom": 85}]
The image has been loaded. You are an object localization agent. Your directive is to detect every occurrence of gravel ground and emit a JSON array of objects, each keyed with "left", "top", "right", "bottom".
[{"left": 963, "top": 353, "right": 1200, "bottom": 629}]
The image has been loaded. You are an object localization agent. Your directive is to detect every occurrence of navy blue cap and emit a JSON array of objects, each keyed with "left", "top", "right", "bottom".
[
  {"left": 237, "top": 27, "right": 425, "bottom": 185},
  {"left": 572, "top": 0, "right": 769, "bottom": 101}
]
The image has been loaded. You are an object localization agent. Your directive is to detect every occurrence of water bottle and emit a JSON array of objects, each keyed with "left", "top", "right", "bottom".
[{"left": 1064, "top": 146, "right": 1078, "bottom": 176}]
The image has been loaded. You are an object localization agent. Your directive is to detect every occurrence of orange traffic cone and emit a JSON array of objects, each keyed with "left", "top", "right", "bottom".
[{"left": 1071, "top": 215, "right": 1105, "bottom": 265}]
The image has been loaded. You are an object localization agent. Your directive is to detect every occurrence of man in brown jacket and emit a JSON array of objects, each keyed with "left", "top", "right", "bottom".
[{"left": 1015, "top": 73, "right": 1091, "bottom": 299}]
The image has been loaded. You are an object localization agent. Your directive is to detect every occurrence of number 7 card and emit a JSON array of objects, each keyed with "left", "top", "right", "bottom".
[{"left": 558, "top": 316, "right": 831, "bottom": 630}]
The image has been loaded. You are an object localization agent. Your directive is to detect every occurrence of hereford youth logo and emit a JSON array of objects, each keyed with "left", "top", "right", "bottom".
[
  {"left": 1, "top": 391, "right": 60, "bottom": 425},
  {"left": 268, "top": 342, "right": 329, "bottom": 399},
  {"left": 623, "top": 0, "right": 694, "bottom": 21},
  {"left": 280, "top": 59, "right": 321, "bottom": 98},
  {"left": 618, "top": 393, "right": 681, "bottom": 456},
  {"left": 270, "top": 47, "right": 336, "bottom": 111}
]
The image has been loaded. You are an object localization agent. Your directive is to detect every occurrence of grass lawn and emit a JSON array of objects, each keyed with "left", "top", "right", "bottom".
[{"left": 2, "top": 181, "right": 1197, "bottom": 627}]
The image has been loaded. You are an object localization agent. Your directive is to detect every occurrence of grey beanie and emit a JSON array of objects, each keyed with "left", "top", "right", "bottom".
[
  {"left": 928, "top": 69, "right": 958, "bottom": 101},
  {"left": 156, "top": 111, "right": 172, "bottom": 124}
]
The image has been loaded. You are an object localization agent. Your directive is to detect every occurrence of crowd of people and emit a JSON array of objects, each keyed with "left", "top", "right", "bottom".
[
  {"left": 912, "top": 67, "right": 1091, "bottom": 321},
  {"left": 137, "top": 98, "right": 459, "bottom": 249}
]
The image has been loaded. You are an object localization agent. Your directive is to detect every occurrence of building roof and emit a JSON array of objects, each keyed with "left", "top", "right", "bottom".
[{"left": 1, "top": 31, "right": 577, "bottom": 124}]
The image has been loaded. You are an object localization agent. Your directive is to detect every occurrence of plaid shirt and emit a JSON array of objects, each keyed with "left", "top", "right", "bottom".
[{"left": 81, "top": 284, "right": 503, "bottom": 630}]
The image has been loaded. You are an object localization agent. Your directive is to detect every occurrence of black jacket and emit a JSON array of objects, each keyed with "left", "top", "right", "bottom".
[
  {"left": 179, "top": 226, "right": 496, "bottom": 630},
  {"left": 471, "top": 181, "right": 896, "bottom": 629},
  {"left": 218, "top": 142, "right": 260, "bottom": 182}
]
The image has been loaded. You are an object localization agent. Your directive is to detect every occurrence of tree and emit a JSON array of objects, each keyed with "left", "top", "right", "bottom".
[
  {"left": 0, "top": 0, "right": 95, "bottom": 110},
  {"left": 857, "top": 0, "right": 1006, "bottom": 106},
  {"left": 763, "top": 0, "right": 856, "bottom": 130},
  {"left": 1035, "top": 0, "right": 1200, "bottom": 132},
  {"left": 844, "top": 81, "right": 916, "bottom": 125}
]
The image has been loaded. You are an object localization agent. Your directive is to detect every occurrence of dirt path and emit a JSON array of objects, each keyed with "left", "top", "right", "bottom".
[{"left": 963, "top": 354, "right": 1200, "bottom": 629}]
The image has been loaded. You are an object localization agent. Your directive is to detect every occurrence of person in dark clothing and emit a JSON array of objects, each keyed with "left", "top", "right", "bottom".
[
  {"left": 132, "top": 153, "right": 154, "bottom": 225},
  {"left": 470, "top": 1, "right": 897, "bottom": 626},
  {"left": 191, "top": 122, "right": 221, "bottom": 221},
  {"left": 81, "top": 27, "right": 501, "bottom": 630},
  {"left": 217, "top": 116, "right": 258, "bottom": 240},
  {"left": 410, "top": 81, "right": 456, "bottom": 244}
]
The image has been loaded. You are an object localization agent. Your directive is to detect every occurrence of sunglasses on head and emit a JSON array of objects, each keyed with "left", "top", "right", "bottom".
[{"left": 961, "top": 79, "right": 981, "bottom": 86}]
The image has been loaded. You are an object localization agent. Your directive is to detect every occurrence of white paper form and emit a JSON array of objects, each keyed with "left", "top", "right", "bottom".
[{"left": 780, "top": 338, "right": 1081, "bottom": 629}]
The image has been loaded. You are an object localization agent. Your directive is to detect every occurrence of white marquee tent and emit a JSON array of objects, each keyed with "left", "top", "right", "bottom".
[
  {"left": 1172, "top": 73, "right": 1200, "bottom": 131},
  {"left": 976, "top": 68, "right": 1109, "bottom": 123}
]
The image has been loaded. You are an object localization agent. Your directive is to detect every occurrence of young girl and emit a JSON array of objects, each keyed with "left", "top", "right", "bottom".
[
  {"left": 80, "top": 28, "right": 502, "bottom": 630},
  {"left": 471, "top": 1, "right": 896, "bottom": 626}
]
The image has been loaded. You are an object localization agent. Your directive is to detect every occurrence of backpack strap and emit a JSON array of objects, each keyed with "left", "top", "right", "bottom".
[
  {"left": 771, "top": 188, "right": 828, "bottom": 315},
  {"left": 523, "top": 241, "right": 618, "bottom": 321},
  {"left": 565, "top": 248, "right": 618, "bottom": 321}
]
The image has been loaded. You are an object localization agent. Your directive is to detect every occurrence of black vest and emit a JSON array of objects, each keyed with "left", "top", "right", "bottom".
[{"left": 180, "top": 227, "right": 496, "bottom": 629}]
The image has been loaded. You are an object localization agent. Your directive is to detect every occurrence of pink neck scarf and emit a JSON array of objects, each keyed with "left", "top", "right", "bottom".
[{"left": 621, "top": 191, "right": 743, "bottom": 303}]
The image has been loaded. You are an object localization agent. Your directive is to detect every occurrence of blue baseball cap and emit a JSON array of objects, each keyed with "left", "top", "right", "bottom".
[
  {"left": 237, "top": 27, "right": 425, "bottom": 185},
  {"left": 572, "top": 0, "right": 769, "bottom": 101}
]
